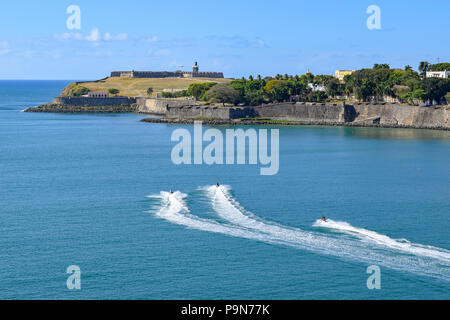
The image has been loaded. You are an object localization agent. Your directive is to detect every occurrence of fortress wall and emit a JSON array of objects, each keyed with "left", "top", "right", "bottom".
[
  {"left": 149, "top": 101, "right": 450, "bottom": 129},
  {"left": 163, "top": 103, "right": 347, "bottom": 122},
  {"left": 166, "top": 106, "right": 231, "bottom": 120},
  {"left": 137, "top": 98, "right": 199, "bottom": 114},
  {"left": 192, "top": 72, "right": 224, "bottom": 78},
  {"left": 110, "top": 71, "right": 224, "bottom": 78},
  {"left": 351, "top": 103, "right": 450, "bottom": 127},
  {"left": 252, "top": 102, "right": 345, "bottom": 122},
  {"left": 54, "top": 96, "right": 136, "bottom": 106},
  {"left": 133, "top": 71, "right": 183, "bottom": 78}
]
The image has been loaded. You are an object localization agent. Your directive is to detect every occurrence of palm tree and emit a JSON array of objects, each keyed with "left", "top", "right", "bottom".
[{"left": 418, "top": 61, "right": 430, "bottom": 78}]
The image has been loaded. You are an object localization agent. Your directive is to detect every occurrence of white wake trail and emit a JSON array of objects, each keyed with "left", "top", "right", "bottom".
[
  {"left": 313, "top": 219, "right": 450, "bottom": 262},
  {"left": 147, "top": 188, "right": 450, "bottom": 281},
  {"left": 202, "top": 185, "right": 450, "bottom": 281},
  {"left": 147, "top": 191, "right": 314, "bottom": 249}
]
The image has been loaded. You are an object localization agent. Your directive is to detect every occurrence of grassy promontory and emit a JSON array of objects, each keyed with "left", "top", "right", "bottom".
[{"left": 66, "top": 77, "right": 232, "bottom": 97}]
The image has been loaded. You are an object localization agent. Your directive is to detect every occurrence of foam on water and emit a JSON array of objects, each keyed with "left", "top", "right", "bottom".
[
  {"left": 313, "top": 219, "right": 450, "bottom": 261},
  {"left": 148, "top": 191, "right": 304, "bottom": 247},
  {"left": 148, "top": 187, "right": 450, "bottom": 282}
]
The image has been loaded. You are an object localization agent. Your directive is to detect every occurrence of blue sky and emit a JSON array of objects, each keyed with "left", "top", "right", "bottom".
[{"left": 0, "top": 0, "right": 448, "bottom": 79}]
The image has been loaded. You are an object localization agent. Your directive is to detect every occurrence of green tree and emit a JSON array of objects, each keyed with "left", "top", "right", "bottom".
[
  {"left": 147, "top": 88, "right": 154, "bottom": 96},
  {"left": 264, "top": 80, "right": 290, "bottom": 102},
  {"left": 229, "top": 79, "right": 246, "bottom": 101},
  {"left": 373, "top": 64, "right": 390, "bottom": 70},
  {"left": 404, "top": 65, "right": 413, "bottom": 71},
  {"left": 392, "top": 85, "right": 411, "bottom": 98},
  {"left": 418, "top": 61, "right": 430, "bottom": 78},
  {"left": 309, "top": 91, "right": 328, "bottom": 102},
  {"left": 187, "top": 82, "right": 217, "bottom": 100},
  {"left": 108, "top": 88, "right": 120, "bottom": 95},
  {"left": 355, "top": 78, "right": 375, "bottom": 101},
  {"left": 244, "top": 90, "right": 265, "bottom": 106},
  {"left": 421, "top": 78, "right": 450, "bottom": 104},
  {"left": 72, "top": 86, "right": 90, "bottom": 96},
  {"left": 428, "top": 62, "right": 450, "bottom": 71},
  {"left": 401, "top": 89, "right": 427, "bottom": 105},
  {"left": 326, "top": 78, "right": 343, "bottom": 97},
  {"left": 205, "top": 84, "right": 240, "bottom": 105}
]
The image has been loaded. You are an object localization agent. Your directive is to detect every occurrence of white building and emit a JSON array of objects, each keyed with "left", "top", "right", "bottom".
[
  {"left": 163, "top": 88, "right": 185, "bottom": 93},
  {"left": 426, "top": 71, "right": 450, "bottom": 79},
  {"left": 308, "top": 83, "right": 326, "bottom": 92}
]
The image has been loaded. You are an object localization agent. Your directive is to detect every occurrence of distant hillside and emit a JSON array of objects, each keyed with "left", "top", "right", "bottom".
[{"left": 61, "top": 77, "right": 232, "bottom": 97}]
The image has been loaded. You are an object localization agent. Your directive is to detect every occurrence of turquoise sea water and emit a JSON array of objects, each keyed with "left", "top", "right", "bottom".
[{"left": 0, "top": 80, "right": 449, "bottom": 299}]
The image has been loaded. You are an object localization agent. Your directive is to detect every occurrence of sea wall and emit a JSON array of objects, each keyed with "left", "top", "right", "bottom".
[
  {"left": 54, "top": 96, "right": 136, "bottom": 106},
  {"left": 137, "top": 98, "right": 199, "bottom": 114},
  {"left": 252, "top": 102, "right": 345, "bottom": 122},
  {"left": 160, "top": 102, "right": 450, "bottom": 129},
  {"left": 349, "top": 103, "right": 450, "bottom": 128},
  {"left": 165, "top": 106, "right": 257, "bottom": 120},
  {"left": 166, "top": 106, "right": 230, "bottom": 119}
]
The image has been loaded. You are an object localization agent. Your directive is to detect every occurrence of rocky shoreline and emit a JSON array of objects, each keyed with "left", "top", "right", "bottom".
[
  {"left": 24, "top": 102, "right": 450, "bottom": 131},
  {"left": 140, "top": 117, "right": 450, "bottom": 131},
  {"left": 24, "top": 103, "right": 137, "bottom": 113}
]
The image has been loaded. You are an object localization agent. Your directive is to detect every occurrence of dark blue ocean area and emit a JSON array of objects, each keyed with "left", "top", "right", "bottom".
[{"left": 0, "top": 80, "right": 449, "bottom": 299}]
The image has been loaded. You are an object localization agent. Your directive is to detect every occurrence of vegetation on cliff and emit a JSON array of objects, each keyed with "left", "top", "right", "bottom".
[
  {"left": 57, "top": 61, "right": 449, "bottom": 106},
  {"left": 343, "top": 64, "right": 450, "bottom": 104},
  {"left": 61, "top": 83, "right": 91, "bottom": 97},
  {"left": 174, "top": 62, "right": 450, "bottom": 106}
]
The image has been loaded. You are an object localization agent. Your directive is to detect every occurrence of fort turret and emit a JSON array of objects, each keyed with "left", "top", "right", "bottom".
[{"left": 192, "top": 61, "right": 199, "bottom": 73}]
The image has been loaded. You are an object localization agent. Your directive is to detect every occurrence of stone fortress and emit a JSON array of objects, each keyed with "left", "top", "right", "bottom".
[{"left": 111, "top": 62, "right": 224, "bottom": 79}]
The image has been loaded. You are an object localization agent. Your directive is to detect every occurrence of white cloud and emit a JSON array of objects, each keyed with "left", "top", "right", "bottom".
[
  {"left": 54, "top": 29, "right": 128, "bottom": 43},
  {"left": 154, "top": 49, "right": 170, "bottom": 56},
  {"left": 0, "top": 41, "right": 10, "bottom": 55},
  {"left": 46, "top": 50, "right": 62, "bottom": 59},
  {"left": 86, "top": 28, "right": 100, "bottom": 42},
  {"left": 104, "top": 32, "right": 128, "bottom": 41},
  {"left": 254, "top": 39, "right": 266, "bottom": 48},
  {"left": 145, "top": 36, "right": 158, "bottom": 43},
  {"left": 15, "top": 50, "right": 33, "bottom": 58},
  {"left": 54, "top": 32, "right": 85, "bottom": 41}
]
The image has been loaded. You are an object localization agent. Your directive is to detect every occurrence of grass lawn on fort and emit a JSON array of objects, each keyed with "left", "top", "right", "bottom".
[{"left": 76, "top": 77, "right": 232, "bottom": 97}]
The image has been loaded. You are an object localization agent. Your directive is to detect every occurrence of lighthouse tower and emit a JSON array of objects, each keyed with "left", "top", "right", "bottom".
[{"left": 192, "top": 61, "right": 199, "bottom": 75}]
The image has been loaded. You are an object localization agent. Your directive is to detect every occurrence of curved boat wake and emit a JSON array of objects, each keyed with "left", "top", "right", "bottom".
[
  {"left": 147, "top": 186, "right": 450, "bottom": 282},
  {"left": 313, "top": 219, "right": 450, "bottom": 262}
]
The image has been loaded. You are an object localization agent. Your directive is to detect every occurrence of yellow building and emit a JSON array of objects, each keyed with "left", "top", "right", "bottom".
[{"left": 335, "top": 70, "right": 356, "bottom": 82}]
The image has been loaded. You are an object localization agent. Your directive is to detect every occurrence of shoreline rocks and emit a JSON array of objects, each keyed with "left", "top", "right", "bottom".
[
  {"left": 140, "top": 117, "right": 450, "bottom": 131},
  {"left": 24, "top": 103, "right": 137, "bottom": 113}
]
